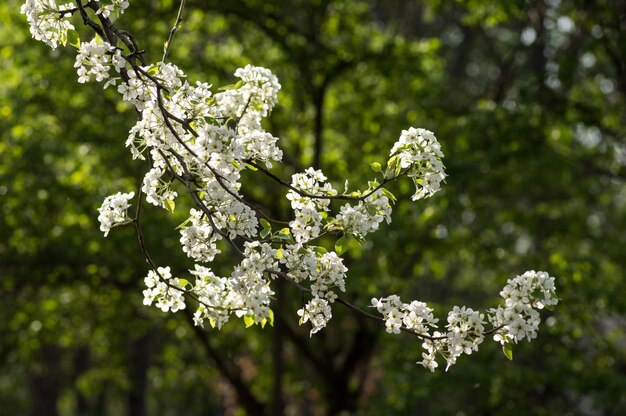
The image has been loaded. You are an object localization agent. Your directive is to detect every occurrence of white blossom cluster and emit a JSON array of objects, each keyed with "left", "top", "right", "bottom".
[
  {"left": 23, "top": 0, "right": 559, "bottom": 371},
  {"left": 337, "top": 190, "right": 392, "bottom": 239},
  {"left": 188, "top": 242, "right": 277, "bottom": 328},
  {"left": 286, "top": 168, "right": 337, "bottom": 244},
  {"left": 297, "top": 297, "right": 332, "bottom": 336},
  {"left": 74, "top": 38, "right": 123, "bottom": 84},
  {"left": 217, "top": 65, "right": 281, "bottom": 123},
  {"left": 117, "top": 67, "right": 157, "bottom": 112},
  {"left": 97, "top": 191, "right": 134, "bottom": 237},
  {"left": 489, "top": 270, "right": 558, "bottom": 344},
  {"left": 389, "top": 127, "right": 446, "bottom": 201},
  {"left": 143, "top": 266, "right": 186, "bottom": 313},
  {"left": 179, "top": 208, "right": 222, "bottom": 262},
  {"left": 372, "top": 271, "right": 557, "bottom": 371},
  {"left": 280, "top": 247, "right": 348, "bottom": 335},
  {"left": 20, "top": 0, "right": 74, "bottom": 49},
  {"left": 371, "top": 295, "right": 439, "bottom": 335},
  {"left": 96, "top": 0, "right": 130, "bottom": 18}
]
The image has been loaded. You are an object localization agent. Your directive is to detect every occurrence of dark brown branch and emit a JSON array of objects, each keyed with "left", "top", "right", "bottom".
[
  {"left": 246, "top": 160, "right": 408, "bottom": 201},
  {"left": 74, "top": 0, "right": 106, "bottom": 39}
]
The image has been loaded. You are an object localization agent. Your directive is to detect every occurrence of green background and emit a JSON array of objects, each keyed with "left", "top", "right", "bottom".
[{"left": 1, "top": 0, "right": 625, "bottom": 414}]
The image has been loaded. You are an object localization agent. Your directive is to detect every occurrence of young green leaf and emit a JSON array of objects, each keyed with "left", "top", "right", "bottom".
[
  {"left": 243, "top": 315, "right": 255, "bottom": 328},
  {"left": 335, "top": 236, "right": 348, "bottom": 255},
  {"left": 314, "top": 246, "right": 328, "bottom": 255},
  {"left": 67, "top": 29, "right": 80, "bottom": 48},
  {"left": 175, "top": 218, "right": 191, "bottom": 230},
  {"left": 260, "top": 218, "right": 271, "bottom": 230},
  {"left": 382, "top": 188, "right": 397, "bottom": 203},
  {"left": 502, "top": 343, "right": 513, "bottom": 360}
]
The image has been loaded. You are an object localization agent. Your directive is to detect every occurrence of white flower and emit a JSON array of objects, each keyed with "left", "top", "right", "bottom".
[
  {"left": 96, "top": 0, "right": 130, "bottom": 18},
  {"left": 21, "top": 0, "right": 75, "bottom": 49},
  {"left": 74, "top": 38, "right": 117, "bottom": 84},
  {"left": 298, "top": 297, "right": 332, "bottom": 336},
  {"left": 179, "top": 208, "right": 222, "bottom": 262},
  {"left": 337, "top": 190, "right": 392, "bottom": 239},
  {"left": 488, "top": 270, "right": 558, "bottom": 344},
  {"left": 97, "top": 191, "right": 134, "bottom": 236},
  {"left": 230, "top": 128, "right": 283, "bottom": 167},
  {"left": 142, "top": 267, "right": 186, "bottom": 313},
  {"left": 141, "top": 167, "right": 178, "bottom": 209},
  {"left": 389, "top": 127, "right": 446, "bottom": 201}
]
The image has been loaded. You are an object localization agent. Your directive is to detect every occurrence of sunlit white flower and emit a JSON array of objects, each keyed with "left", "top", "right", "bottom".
[
  {"left": 21, "top": 0, "right": 75, "bottom": 49},
  {"left": 97, "top": 191, "right": 134, "bottom": 236}
]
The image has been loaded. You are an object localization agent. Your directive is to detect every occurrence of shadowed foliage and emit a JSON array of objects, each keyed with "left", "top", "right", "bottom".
[{"left": 1, "top": 0, "right": 625, "bottom": 414}]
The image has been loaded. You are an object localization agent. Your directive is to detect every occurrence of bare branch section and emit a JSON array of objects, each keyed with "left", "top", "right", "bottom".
[{"left": 162, "top": 0, "right": 186, "bottom": 63}]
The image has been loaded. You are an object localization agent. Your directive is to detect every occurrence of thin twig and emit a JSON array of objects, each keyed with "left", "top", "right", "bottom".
[
  {"left": 246, "top": 159, "right": 408, "bottom": 201},
  {"left": 162, "top": 0, "right": 187, "bottom": 63}
]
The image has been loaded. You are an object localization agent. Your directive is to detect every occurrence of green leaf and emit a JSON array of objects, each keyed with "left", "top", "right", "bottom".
[
  {"left": 276, "top": 228, "right": 294, "bottom": 244},
  {"left": 370, "top": 161, "right": 382, "bottom": 172},
  {"left": 175, "top": 218, "right": 191, "bottom": 230},
  {"left": 243, "top": 315, "right": 255, "bottom": 328},
  {"left": 218, "top": 83, "right": 236, "bottom": 91},
  {"left": 260, "top": 218, "right": 271, "bottom": 230},
  {"left": 268, "top": 309, "right": 274, "bottom": 327},
  {"left": 502, "top": 343, "right": 513, "bottom": 360},
  {"left": 314, "top": 246, "right": 328, "bottom": 255},
  {"left": 275, "top": 247, "right": 284, "bottom": 259},
  {"left": 335, "top": 236, "right": 348, "bottom": 255},
  {"left": 198, "top": 191, "right": 206, "bottom": 200},
  {"left": 68, "top": 30, "right": 80, "bottom": 48},
  {"left": 382, "top": 188, "right": 397, "bottom": 203},
  {"left": 165, "top": 199, "right": 175, "bottom": 213},
  {"left": 260, "top": 228, "right": 271, "bottom": 239},
  {"left": 177, "top": 278, "right": 189, "bottom": 287}
]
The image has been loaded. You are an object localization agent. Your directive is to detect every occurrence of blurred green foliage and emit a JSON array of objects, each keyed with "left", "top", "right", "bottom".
[{"left": 1, "top": 0, "right": 626, "bottom": 415}]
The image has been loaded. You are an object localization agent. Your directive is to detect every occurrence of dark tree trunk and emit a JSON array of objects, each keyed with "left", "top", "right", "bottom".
[
  {"left": 29, "top": 344, "right": 61, "bottom": 416},
  {"left": 127, "top": 333, "right": 153, "bottom": 416}
]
